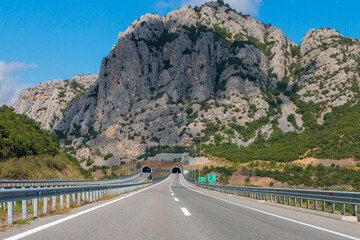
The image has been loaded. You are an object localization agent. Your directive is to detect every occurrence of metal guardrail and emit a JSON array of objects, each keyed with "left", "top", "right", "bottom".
[
  {"left": 0, "top": 182, "right": 149, "bottom": 202},
  {"left": 0, "top": 170, "right": 142, "bottom": 187},
  {"left": 152, "top": 174, "right": 170, "bottom": 183},
  {"left": 0, "top": 173, "right": 169, "bottom": 224},
  {"left": 183, "top": 175, "right": 359, "bottom": 217}
]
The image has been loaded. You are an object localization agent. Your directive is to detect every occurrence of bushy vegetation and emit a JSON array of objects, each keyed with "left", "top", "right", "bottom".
[
  {"left": 202, "top": 165, "right": 237, "bottom": 184},
  {"left": 0, "top": 106, "right": 91, "bottom": 179},
  {"left": 0, "top": 153, "right": 91, "bottom": 180},
  {"left": 0, "top": 106, "right": 59, "bottom": 160},
  {"left": 249, "top": 164, "right": 360, "bottom": 190},
  {"left": 213, "top": 24, "right": 231, "bottom": 44},
  {"left": 104, "top": 153, "right": 114, "bottom": 160},
  {"left": 228, "top": 117, "right": 270, "bottom": 141},
  {"left": 204, "top": 103, "right": 360, "bottom": 162}
]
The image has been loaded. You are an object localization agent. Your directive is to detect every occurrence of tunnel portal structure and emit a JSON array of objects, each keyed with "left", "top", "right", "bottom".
[
  {"left": 171, "top": 167, "right": 181, "bottom": 173},
  {"left": 142, "top": 166, "right": 152, "bottom": 173}
]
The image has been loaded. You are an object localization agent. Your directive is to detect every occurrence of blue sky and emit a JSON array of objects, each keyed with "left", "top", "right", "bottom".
[{"left": 0, "top": 0, "right": 359, "bottom": 105}]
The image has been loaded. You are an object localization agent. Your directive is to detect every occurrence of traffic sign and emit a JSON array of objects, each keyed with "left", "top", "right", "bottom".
[
  {"left": 208, "top": 174, "right": 216, "bottom": 183},
  {"left": 198, "top": 177, "right": 206, "bottom": 182}
]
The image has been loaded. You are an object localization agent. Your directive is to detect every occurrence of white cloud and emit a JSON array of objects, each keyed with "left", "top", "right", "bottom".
[
  {"left": 156, "top": 0, "right": 262, "bottom": 15},
  {"left": 0, "top": 61, "right": 36, "bottom": 106}
]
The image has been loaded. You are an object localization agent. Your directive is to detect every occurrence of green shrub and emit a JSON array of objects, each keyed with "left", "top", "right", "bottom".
[
  {"left": 0, "top": 106, "right": 59, "bottom": 160},
  {"left": 104, "top": 153, "right": 114, "bottom": 160}
]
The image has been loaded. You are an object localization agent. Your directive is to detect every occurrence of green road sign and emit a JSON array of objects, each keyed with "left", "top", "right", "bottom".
[
  {"left": 208, "top": 174, "right": 216, "bottom": 183},
  {"left": 198, "top": 177, "right": 206, "bottom": 182}
]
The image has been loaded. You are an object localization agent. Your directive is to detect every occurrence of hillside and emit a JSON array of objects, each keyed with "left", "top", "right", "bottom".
[
  {"left": 12, "top": 0, "right": 360, "bottom": 179},
  {"left": 0, "top": 106, "right": 89, "bottom": 179},
  {"left": 12, "top": 74, "right": 97, "bottom": 130}
]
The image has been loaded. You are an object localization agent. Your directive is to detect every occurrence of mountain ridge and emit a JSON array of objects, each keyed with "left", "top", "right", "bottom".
[{"left": 12, "top": 1, "right": 360, "bottom": 168}]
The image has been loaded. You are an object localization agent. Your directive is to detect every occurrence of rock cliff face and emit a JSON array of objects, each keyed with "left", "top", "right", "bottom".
[
  {"left": 12, "top": 74, "right": 97, "bottom": 130},
  {"left": 12, "top": 1, "right": 360, "bottom": 166},
  {"left": 296, "top": 28, "right": 360, "bottom": 107}
]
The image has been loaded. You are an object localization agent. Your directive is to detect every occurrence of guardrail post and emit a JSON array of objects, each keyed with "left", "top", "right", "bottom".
[
  {"left": 314, "top": 200, "right": 317, "bottom": 210},
  {"left": 294, "top": 198, "right": 297, "bottom": 206},
  {"left": 66, "top": 194, "right": 70, "bottom": 208},
  {"left": 332, "top": 203, "right": 335, "bottom": 213},
  {"left": 43, "top": 197, "right": 48, "bottom": 214},
  {"left": 86, "top": 192, "right": 89, "bottom": 202},
  {"left": 353, "top": 205, "right": 357, "bottom": 216},
  {"left": 90, "top": 191, "right": 93, "bottom": 202},
  {"left": 52, "top": 196, "right": 56, "bottom": 211},
  {"left": 22, "top": 200, "right": 27, "bottom": 220},
  {"left": 288, "top": 197, "right": 290, "bottom": 205},
  {"left": 72, "top": 194, "right": 75, "bottom": 206},
  {"left": 33, "top": 198, "right": 38, "bottom": 218},
  {"left": 300, "top": 199, "right": 303, "bottom": 207},
  {"left": 342, "top": 204, "right": 346, "bottom": 215},
  {"left": 77, "top": 193, "right": 81, "bottom": 205},
  {"left": 307, "top": 199, "right": 309, "bottom": 209},
  {"left": 7, "top": 201, "right": 13, "bottom": 224},
  {"left": 282, "top": 196, "right": 285, "bottom": 204},
  {"left": 322, "top": 201, "right": 325, "bottom": 211},
  {"left": 60, "top": 195, "right": 64, "bottom": 209}
]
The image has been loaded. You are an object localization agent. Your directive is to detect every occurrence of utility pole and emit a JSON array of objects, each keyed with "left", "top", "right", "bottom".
[
  {"left": 194, "top": 144, "right": 197, "bottom": 181},
  {"left": 199, "top": 129, "right": 202, "bottom": 178},
  {"left": 119, "top": 158, "right": 121, "bottom": 178}
]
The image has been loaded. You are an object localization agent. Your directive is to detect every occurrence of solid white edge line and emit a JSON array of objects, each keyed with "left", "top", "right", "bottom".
[
  {"left": 179, "top": 175, "right": 359, "bottom": 240},
  {"left": 4, "top": 176, "right": 172, "bottom": 240},
  {"left": 174, "top": 197, "right": 179, "bottom": 202},
  {"left": 181, "top": 207, "right": 191, "bottom": 216}
]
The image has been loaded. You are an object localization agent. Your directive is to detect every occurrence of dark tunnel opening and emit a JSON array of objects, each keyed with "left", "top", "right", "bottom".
[
  {"left": 172, "top": 167, "right": 181, "bottom": 173},
  {"left": 142, "top": 166, "right": 152, "bottom": 173}
]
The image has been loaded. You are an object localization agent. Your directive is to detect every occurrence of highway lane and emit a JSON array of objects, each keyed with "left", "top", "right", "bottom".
[{"left": 1, "top": 174, "right": 359, "bottom": 240}]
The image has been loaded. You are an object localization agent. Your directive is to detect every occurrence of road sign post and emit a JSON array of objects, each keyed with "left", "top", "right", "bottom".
[{"left": 208, "top": 174, "right": 216, "bottom": 183}]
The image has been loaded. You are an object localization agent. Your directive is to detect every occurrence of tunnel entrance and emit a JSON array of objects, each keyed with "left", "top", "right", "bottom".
[
  {"left": 142, "top": 166, "right": 152, "bottom": 173},
  {"left": 171, "top": 167, "right": 181, "bottom": 174}
]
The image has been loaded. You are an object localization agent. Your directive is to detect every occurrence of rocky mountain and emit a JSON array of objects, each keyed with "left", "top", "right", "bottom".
[
  {"left": 12, "top": 74, "right": 97, "bottom": 130},
  {"left": 12, "top": 1, "right": 360, "bottom": 167}
]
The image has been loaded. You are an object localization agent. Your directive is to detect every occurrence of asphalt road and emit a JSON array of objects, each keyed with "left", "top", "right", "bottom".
[{"left": 1, "top": 174, "right": 359, "bottom": 240}]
